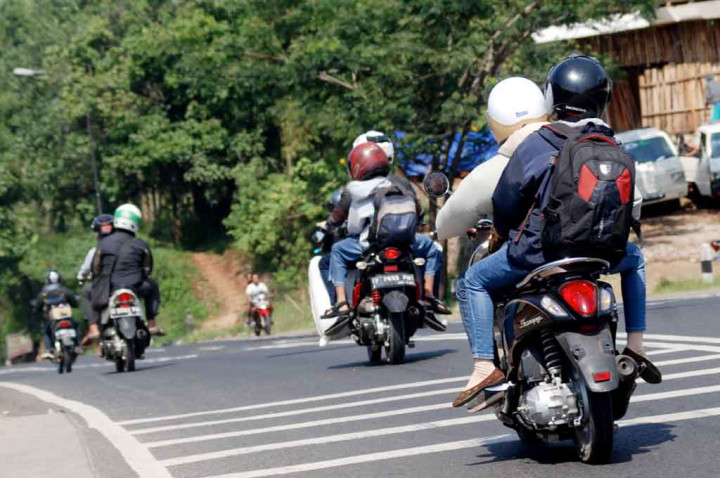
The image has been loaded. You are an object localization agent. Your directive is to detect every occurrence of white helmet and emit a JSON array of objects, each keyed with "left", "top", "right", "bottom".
[
  {"left": 486, "top": 77, "right": 548, "bottom": 144},
  {"left": 352, "top": 130, "right": 394, "bottom": 164},
  {"left": 113, "top": 203, "right": 142, "bottom": 234}
]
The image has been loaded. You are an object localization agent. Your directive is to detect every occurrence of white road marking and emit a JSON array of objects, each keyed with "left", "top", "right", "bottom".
[
  {"left": 158, "top": 382, "right": 720, "bottom": 466},
  {"left": 132, "top": 387, "right": 461, "bottom": 436},
  {"left": 0, "top": 354, "right": 199, "bottom": 376},
  {"left": 655, "top": 353, "right": 720, "bottom": 367},
  {"left": 120, "top": 376, "right": 467, "bottom": 426},
  {"left": 0, "top": 382, "right": 171, "bottom": 478},
  {"left": 145, "top": 369, "right": 720, "bottom": 449},
  {"left": 646, "top": 347, "right": 689, "bottom": 356},
  {"left": 619, "top": 332, "right": 720, "bottom": 345},
  {"left": 143, "top": 403, "right": 450, "bottom": 448},
  {"left": 198, "top": 346, "right": 226, "bottom": 351},
  {"left": 189, "top": 406, "right": 720, "bottom": 478}
]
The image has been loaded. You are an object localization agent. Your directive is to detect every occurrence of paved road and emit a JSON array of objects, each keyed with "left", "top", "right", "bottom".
[{"left": 2, "top": 293, "right": 720, "bottom": 478}]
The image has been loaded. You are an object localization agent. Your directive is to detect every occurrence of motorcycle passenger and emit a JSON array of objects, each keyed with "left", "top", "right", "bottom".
[
  {"left": 317, "top": 188, "right": 346, "bottom": 303},
  {"left": 322, "top": 134, "right": 449, "bottom": 318},
  {"left": 79, "top": 214, "right": 114, "bottom": 342},
  {"left": 90, "top": 204, "right": 163, "bottom": 337},
  {"left": 452, "top": 56, "right": 660, "bottom": 410},
  {"left": 246, "top": 273, "right": 271, "bottom": 322},
  {"left": 33, "top": 269, "right": 80, "bottom": 360}
]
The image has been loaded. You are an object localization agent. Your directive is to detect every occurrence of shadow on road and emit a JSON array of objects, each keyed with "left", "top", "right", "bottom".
[
  {"left": 469, "top": 423, "right": 675, "bottom": 467},
  {"left": 326, "top": 348, "right": 457, "bottom": 369},
  {"left": 102, "top": 362, "right": 175, "bottom": 375}
]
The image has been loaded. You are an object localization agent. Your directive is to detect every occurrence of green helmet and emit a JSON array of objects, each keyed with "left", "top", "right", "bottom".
[{"left": 113, "top": 203, "right": 142, "bottom": 234}]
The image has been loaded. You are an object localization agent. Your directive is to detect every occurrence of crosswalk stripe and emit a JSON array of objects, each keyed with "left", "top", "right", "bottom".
[
  {"left": 619, "top": 332, "right": 720, "bottom": 345},
  {"left": 132, "top": 387, "right": 461, "bottom": 436},
  {"left": 145, "top": 370, "right": 720, "bottom": 449},
  {"left": 190, "top": 406, "right": 720, "bottom": 478},
  {"left": 159, "top": 383, "right": 720, "bottom": 466},
  {"left": 120, "top": 376, "right": 466, "bottom": 426},
  {"left": 655, "top": 353, "right": 720, "bottom": 367}
]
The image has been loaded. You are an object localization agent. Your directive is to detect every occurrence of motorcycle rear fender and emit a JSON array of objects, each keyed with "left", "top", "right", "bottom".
[
  {"left": 554, "top": 328, "right": 619, "bottom": 393},
  {"left": 116, "top": 316, "right": 137, "bottom": 340},
  {"left": 382, "top": 290, "right": 409, "bottom": 313}
]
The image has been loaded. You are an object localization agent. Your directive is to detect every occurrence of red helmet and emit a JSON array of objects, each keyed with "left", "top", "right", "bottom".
[{"left": 347, "top": 142, "right": 390, "bottom": 181}]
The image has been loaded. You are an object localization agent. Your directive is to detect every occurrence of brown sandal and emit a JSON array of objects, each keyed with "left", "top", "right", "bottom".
[{"left": 452, "top": 368, "right": 505, "bottom": 407}]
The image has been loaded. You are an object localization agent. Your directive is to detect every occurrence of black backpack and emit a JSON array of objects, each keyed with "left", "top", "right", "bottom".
[
  {"left": 538, "top": 123, "right": 637, "bottom": 267},
  {"left": 370, "top": 183, "right": 418, "bottom": 247}
]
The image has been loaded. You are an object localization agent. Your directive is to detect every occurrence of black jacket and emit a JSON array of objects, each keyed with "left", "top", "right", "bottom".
[
  {"left": 93, "top": 230, "right": 154, "bottom": 290},
  {"left": 34, "top": 283, "right": 79, "bottom": 321}
]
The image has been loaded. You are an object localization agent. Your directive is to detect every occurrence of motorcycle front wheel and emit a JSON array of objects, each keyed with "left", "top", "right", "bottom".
[
  {"left": 574, "top": 387, "right": 614, "bottom": 464},
  {"left": 263, "top": 316, "right": 272, "bottom": 335},
  {"left": 385, "top": 313, "right": 406, "bottom": 365},
  {"left": 367, "top": 344, "right": 382, "bottom": 364}
]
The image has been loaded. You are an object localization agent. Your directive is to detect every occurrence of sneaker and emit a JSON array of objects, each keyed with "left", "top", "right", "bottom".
[{"left": 41, "top": 351, "right": 54, "bottom": 361}]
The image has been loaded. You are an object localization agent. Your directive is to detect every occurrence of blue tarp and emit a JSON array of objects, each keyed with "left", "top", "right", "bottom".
[{"left": 394, "top": 130, "right": 499, "bottom": 177}]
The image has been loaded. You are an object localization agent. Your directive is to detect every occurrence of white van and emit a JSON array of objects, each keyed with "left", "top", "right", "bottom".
[
  {"left": 683, "top": 123, "right": 720, "bottom": 200},
  {"left": 616, "top": 128, "right": 686, "bottom": 207}
]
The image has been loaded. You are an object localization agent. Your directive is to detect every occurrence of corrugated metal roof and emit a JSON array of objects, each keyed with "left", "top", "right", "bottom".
[{"left": 534, "top": 0, "right": 720, "bottom": 44}]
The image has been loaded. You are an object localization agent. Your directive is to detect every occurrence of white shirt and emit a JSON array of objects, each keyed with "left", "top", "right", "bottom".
[
  {"left": 246, "top": 282, "right": 269, "bottom": 305},
  {"left": 77, "top": 247, "right": 96, "bottom": 281}
]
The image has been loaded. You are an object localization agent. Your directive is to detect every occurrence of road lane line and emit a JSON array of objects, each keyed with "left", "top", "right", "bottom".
[
  {"left": 146, "top": 371, "right": 720, "bottom": 449},
  {"left": 655, "top": 353, "right": 720, "bottom": 367},
  {"left": 619, "top": 333, "right": 720, "bottom": 345},
  {"left": 0, "top": 382, "right": 172, "bottom": 478},
  {"left": 161, "top": 382, "right": 720, "bottom": 466},
  {"left": 0, "top": 354, "right": 199, "bottom": 376},
  {"left": 120, "top": 376, "right": 467, "bottom": 426},
  {"left": 132, "top": 387, "right": 461, "bottom": 436},
  {"left": 160, "top": 415, "right": 494, "bottom": 466},
  {"left": 646, "top": 347, "right": 690, "bottom": 356},
  {"left": 143, "top": 403, "right": 451, "bottom": 447},
  {"left": 189, "top": 406, "right": 720, "bottom": 478}
]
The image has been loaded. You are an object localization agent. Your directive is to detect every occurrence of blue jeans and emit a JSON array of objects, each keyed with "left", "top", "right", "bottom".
[
  {"left": 457, "top": 243, "right": 646, "bottom": 359},
  {"left": 329, "top": 234, "right": 442, "bottom": 288},
  {"left": 318, "top": 254, "right": 336, "bottom": 303}
]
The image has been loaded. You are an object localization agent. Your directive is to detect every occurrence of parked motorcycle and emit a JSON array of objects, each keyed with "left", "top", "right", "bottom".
[
  {"left": 252, "top": 292, "right": 273, "bottom": 336},
  {"left": 426, "top": 171, "right": 642, "bottom": 464},
  {"left": 46, "top": 294, "right": 79, "bottom": 374},
  {"left": 99, "top": 289, "right": 150, "bottom": 372}
]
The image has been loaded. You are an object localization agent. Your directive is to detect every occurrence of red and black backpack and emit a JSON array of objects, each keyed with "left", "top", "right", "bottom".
[{"left": 538, "top": 123, "right": 637, "bottom": 267}]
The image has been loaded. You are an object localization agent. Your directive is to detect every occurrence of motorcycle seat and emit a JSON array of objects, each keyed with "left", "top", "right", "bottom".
[{"left": 516, "top": 257, "right": 610, "bottom": 289}]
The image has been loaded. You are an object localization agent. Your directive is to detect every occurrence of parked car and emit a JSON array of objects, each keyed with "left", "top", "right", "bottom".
[
  {"left": 682, "top": 123, "right": 720, "bottom": 201},
  {"left": 616, "top": 128, "right": 686, "bottom": 207}
]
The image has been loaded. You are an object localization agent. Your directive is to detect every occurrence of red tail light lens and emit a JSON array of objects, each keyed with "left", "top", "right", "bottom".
[
  {"left": 593, "top": 371, "right": 611, "bottom": 383},
  {"left": 559, "top": 280, "right": 597, "bottom": 316},
  {"left": 383, "top": 248, "right": 400, "bottom": 260},
  {"left": 384, "top": 265, "right": 398, "bottom": 272},
  {"left": 58, "top": 320, "right": 71, "bottom": 329},
  {"left": 116, "top": 292, "right": 135, "bottom": 308}
]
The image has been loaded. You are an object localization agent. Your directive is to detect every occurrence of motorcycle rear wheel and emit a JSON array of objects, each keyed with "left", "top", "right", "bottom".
[
  {"left": 385, "top": 313, "right": 406, "bottom": 365},
  {"left": 63, "top": 346, "right": 73, "bottom": 374},
  {"left": 367, "top": 344, "right": 382, "bottom": 364},
  {"left": 574, "top": 388, "right": 614, "bottom": 464},
  {"left": 57, "top": 350, "right": 64, "bottom": 374},
  {"left": 124, "top": 341, "right": 136, "bottom": 372},
  {"left": 264, "top": 316, "right": 272, "bottom": 335}
]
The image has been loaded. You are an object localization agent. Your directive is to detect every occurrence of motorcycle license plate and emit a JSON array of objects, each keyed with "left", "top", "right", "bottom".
[
  {"left": 55, "top": 328, "right": 76, "bottom": 338},
  {"left": 50, "top": 306, "right": 72, "bottom": 320},
  {"left": 110, "top": 306, "right": 142, "bottom": 318},
  {"left": 371, "top": 273, "right": 415, "bottom": 289}
]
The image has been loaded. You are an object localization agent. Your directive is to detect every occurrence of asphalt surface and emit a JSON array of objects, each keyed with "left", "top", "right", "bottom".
[{"left": 2, "top": 293, "right": 720, "bottom": 478}]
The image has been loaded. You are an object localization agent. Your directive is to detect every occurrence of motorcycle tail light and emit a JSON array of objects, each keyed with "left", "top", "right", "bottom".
[
  {"left": 599, "top": 287, "right": 614, "bottom": 313},
  {"left": 593, "top": 371, "right": 611, "bottom": 383},
  {"left": 57, "top": 320, "right": 71, "bottom": 329},
  {"left": 115, "top": 292, "right": 135, "bottom": 308},
  {"left": 559, "top": 280, "right": 597, "bottom": 316},
  {"left": 384, "top": 265, "right": 398, "bottom": 272},
  {"left": 383, "top": 248, "right": 400, "bottom": 260}
]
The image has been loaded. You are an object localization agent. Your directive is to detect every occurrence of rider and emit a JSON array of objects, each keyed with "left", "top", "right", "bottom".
[
  {"left": 451, "top": 57, "right": 660, "bottom": 411},
  {"left": 246, "top": 273, "right": 271, "bottom": 322},
  {"left": 90, "top": 203, "right": 162, "bottom": 337},
  {"left": 322, "top": 132, "right": 450, "bottom": 317},
  {"left": 33, "top": 269, "right": 80, "bottom": 360},
  {"left": 79, "top": 214, "right": 114, "bottom": 341}
]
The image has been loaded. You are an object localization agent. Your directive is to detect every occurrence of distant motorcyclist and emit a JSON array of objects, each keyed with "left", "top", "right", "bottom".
[
  {"left": 246, "top": 273, "right": 271, "bottom": 322},
  {"left": 90, "top": 204, "right": 163, "bottom": 337},
  {"left": 33, "top": 269, "right": 80, "bottom": 360},
  {"left": 79, "top": 214, "right": 114, "bottom": 342}
]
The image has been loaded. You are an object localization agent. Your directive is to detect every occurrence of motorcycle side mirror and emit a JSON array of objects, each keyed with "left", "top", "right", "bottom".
[{"left": 423, "top": 171, "right": 450, "bottom": 198}]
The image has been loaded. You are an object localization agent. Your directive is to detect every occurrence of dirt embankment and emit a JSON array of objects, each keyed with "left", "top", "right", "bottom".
[
  {"left": 636, "top": 204, "right": 720, "bottom": 290},
  {"left": 190, "top": 251, "right": 249, "bottom": 330}
]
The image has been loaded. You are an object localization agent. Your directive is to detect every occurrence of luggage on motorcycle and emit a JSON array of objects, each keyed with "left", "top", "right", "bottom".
[
  {"left": 370, "top": 184, "right": 417, "bottom": 247},
  {"left": 538, "top": 123, "right": 636, "bottom": 267}
]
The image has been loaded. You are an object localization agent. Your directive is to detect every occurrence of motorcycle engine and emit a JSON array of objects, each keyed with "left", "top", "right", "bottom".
[{"left": 517, "top": 381, "right": 580, "bottom": 428}]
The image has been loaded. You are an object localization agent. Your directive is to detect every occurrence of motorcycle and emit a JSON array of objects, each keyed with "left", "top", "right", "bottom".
[
  {"left": 323, "top": 242, "right": 447, "bottom": 365},
  {"left": 45, "top": 294, "right": 79, "bottom": 374},
  {"left": 252, "top": 292, "right": 273, "bottom": 336},
  {"left": 425, "top": 171, "right": 642, "bottom": 464},
  {"left": 99, "top": 289, "right": 150, "bottom": 372}
]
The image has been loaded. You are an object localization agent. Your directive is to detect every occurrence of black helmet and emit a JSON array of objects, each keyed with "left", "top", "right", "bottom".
[
  {"left": 544, "top": 55, "right": 612, "bottom": 120},
  {"left": 45, "top": 269, "right": 62, "bottom": 285},
  {"left": 91, "top": 213, "right": 114, "bottom": 236}
]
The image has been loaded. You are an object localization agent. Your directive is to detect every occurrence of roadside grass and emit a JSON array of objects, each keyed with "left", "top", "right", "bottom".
[{"left": 654, "top": 276, "right": 720, "bottom": 295}]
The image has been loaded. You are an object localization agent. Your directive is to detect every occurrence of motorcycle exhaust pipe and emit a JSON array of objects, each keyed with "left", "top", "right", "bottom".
[{"left": 615, "top": 354, "right": 639, "bottom": 382}]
